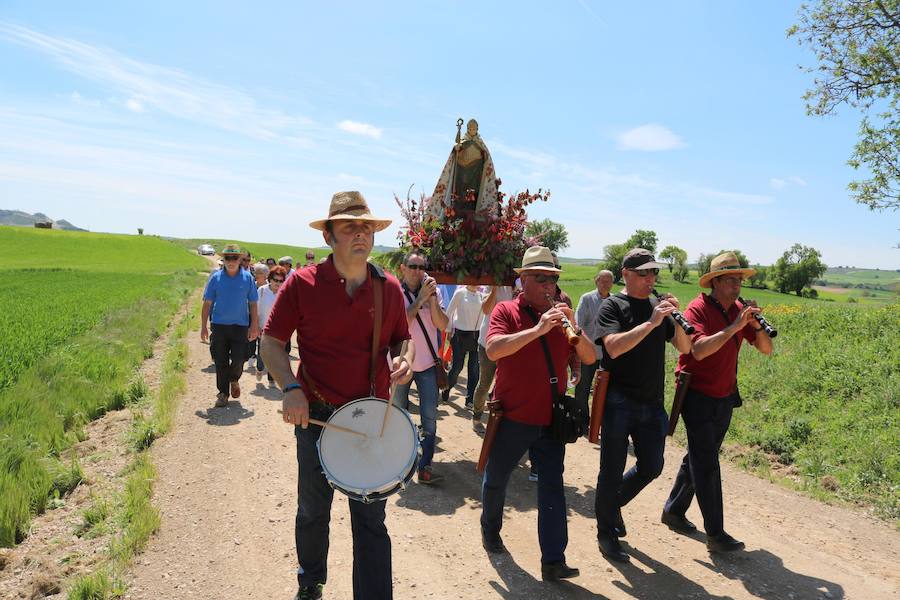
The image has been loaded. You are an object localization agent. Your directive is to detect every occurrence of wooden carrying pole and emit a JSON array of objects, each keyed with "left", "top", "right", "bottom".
[
  {"left": 476, "top": 400, "right": 504, "bottom": 473},
  {"left": 588, "top": 370, "right": 610, "bottom": 444}
]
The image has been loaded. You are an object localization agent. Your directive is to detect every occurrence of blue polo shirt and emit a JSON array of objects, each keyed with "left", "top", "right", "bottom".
[{"left": 204, "top": 268, "right": 259, "bottom": 326}]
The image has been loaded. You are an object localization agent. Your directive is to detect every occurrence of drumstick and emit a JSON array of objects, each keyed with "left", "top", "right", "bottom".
[
  {"left": 276, "top": 410, "right": 368, "bottom": 438},
  {"left": 378, "top": 399, "right": 392, "bottom": 438}
]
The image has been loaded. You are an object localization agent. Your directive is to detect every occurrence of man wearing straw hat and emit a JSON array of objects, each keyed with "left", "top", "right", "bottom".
[
  {"left": 661, "top": 251, "right": 772, "bottom": 553},
  {"left": 260, "top": 191, "right": 415, "bottom": 600},
  {"left": 201, "top": 243, "right": 259, "bottom": 407},
  {"left": 480, "top": 246, "right": 596, "bottom": 582}
]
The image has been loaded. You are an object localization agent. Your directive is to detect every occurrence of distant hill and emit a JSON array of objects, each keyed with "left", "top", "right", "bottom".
[{"left": 0, "top": 210, "right": 87, "bottom": 231}]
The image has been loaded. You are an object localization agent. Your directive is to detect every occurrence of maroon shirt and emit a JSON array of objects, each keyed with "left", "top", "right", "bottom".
[
  {"left": 676, "top": 293, "right": 757, "bottom": 399},
  {"left": 488, "top": 295, "right": 574, "bottom": 426},
  {"left": 263, "top": 255, "right": 410, "bottom": 406}
]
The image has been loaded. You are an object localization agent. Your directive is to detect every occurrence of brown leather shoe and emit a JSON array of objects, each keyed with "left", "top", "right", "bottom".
[{"left": 230, "top": 381, "right": 240, "bottom": 398}]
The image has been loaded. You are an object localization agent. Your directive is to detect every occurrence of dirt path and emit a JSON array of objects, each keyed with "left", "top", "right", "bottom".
[{"left": 125, "top": 317, "right": 900, "bottom": 600}]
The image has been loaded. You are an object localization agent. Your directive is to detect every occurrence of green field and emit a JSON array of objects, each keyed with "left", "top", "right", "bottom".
[
  {"left": 818, "top": 267, "right": 900, "bottom": 290},
  {"left": 170, "top": 237, "right": 330, "bottom": 265},
  {"left": 0, "top": 226, "right": 205, "bottom": 546}
]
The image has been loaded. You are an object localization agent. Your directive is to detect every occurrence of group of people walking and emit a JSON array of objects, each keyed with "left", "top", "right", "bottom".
[{"left": 201, "top": 191, "right": 775, "bottom": 600}]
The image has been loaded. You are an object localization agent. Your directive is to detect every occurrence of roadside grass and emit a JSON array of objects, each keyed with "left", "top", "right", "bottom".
[
  {"left": 65, "top": 294, "right": 198, "bottom": 598},
  {"left": 0, "top": 226, "right": 205, "bottom": 548},
  {"left": 171, "top": 236, "right": 329, "bottom": 264}
]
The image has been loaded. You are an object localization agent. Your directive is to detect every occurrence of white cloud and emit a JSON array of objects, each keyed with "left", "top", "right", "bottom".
[
  {"left": 0, "top": 23, "right": 315, "bottom": 144},
  {"left": 337, "top": 120, "right": 382, "bottom": 139},
  {"left": 617, "top": 123, "right": 686, "bottom": 151},
  {"left": 125, "top": 97, "right": 144, "bottom": 112},
  {"left": 770, "top": 175, "right": 807, "bottom": 190}
]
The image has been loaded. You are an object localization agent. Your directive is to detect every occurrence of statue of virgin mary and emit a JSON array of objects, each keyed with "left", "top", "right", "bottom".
[{"left": 428, "top": 119, "right": 499, "bottom": 219}]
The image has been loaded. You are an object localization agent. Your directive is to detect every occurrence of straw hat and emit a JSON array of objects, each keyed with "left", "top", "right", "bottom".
[
  {"left": 220, "top": 244, "right": 242, "bottom": 256},
  {"left": 514, "top": 246, "right": 562, "bottom": 274},
  {"left": 699, "top": 252, "right": 756, "bottom": 289},
  {"left": 309, "top": 191, "right": 392, "bottom": 232}
]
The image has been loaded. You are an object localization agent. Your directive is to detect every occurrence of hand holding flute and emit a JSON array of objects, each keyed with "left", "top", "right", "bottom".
[
  {"left": 738, "top": 296, "right": 778, "bottom": 337},
  {"left": 651, "top": 289, "right": 695, "bottom": 334},
  {"left": 543, "top": 293, "right": 581, "bottom": 345}
]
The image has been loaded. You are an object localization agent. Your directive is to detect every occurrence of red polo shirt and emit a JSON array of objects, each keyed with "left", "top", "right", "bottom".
[
  {"left": 263, "top": 255, "right": 410, "bottom": 406},
  {"left": 488, "top": 295, "right": 574, "bottom": 426},
  {"left": 676, "top": 293, "right": 757, "bottom": 399}
]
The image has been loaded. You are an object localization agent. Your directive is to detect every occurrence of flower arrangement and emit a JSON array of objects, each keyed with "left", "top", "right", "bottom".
[{"left": 383, "top": 183, "right": 550, "bottom": 284}]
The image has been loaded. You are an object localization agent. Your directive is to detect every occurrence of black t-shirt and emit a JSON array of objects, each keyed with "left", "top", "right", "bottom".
[{"left": 595, "top": 293, "right": 675, "bottom": 403}]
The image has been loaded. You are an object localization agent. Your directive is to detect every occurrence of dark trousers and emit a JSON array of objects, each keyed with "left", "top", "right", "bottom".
[
  {"left": 664, "top": 389, "right": 735, "bottom": 537},
  {"left": 255, "top": 340, "right": 290, "bottom": 373},
  {"left": 209, "top": 323, "right": 248, "bottom": 395},
  {"left": 595, "top": 386, "right": 667, "bottom": 536},
  {"left": 295, "top": 420, "right": 392, "bottom": 599},
  {"left": 448, "top": 330, "right": 479, "bottom": 404},
  {"left": 574, "top": 360, "right": 600, "bottom": 411},
  {"left": 481, "top": 419, "right": 568, "bottom": 565}
]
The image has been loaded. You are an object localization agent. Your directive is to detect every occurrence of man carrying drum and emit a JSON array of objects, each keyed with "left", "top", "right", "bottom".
[
  {"left": 260, "top": 191, "right": 414, "bottom": 600},
  {"left": 594, "top": 248, "right": 692, "bottom": 563},
  {"left": 661, "top": 252, "right": 772, "bottom": 552},
  {"left": 480, "top": 246, "right": 596, "bottom": 581}
]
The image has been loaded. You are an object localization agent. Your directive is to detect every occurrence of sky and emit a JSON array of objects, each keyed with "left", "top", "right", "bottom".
[{"left": 0, "top": 1, "right": 897, "bottom": 269}]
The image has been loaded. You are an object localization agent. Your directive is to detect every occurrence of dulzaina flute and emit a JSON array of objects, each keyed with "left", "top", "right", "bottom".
[
  {"left": 738, "top": 296, "right": 778, "bottom": 337},
  {"left": 651, "top": 289, "right": 695, "bottom": 334},
  {"left": 545, "top": 294, "right": 581, "bottom": 346}
]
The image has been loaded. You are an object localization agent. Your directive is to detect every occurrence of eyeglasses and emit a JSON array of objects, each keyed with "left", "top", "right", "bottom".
[
  {"left": 223, "top": 255, "right": 240, "bottom": 261},
  {"left": 630, "top": 268, "right": 659, "bottom": 277},
  {"left": 530, "top": 274, "right": 560, "bottom": 284},
  {"left": 270, "top": 278, "right": 285, "bottom": 283},
  {"left": 404, "top": 264, "right": 426, "bottom": 271},
  {"left": 717, "top": 275, "right": 743, "bottom": 285}
]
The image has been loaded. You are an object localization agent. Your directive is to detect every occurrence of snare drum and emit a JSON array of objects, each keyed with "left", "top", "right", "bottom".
[{"left": 317, "top": 397, "right": 419, "bottom": 503}]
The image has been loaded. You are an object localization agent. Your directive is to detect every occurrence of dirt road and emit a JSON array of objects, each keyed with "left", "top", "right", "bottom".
[{"left": 124, "top": 318, "right": 899, "bottom": 600}]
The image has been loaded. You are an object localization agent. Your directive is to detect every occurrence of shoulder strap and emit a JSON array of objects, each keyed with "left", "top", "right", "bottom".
[
  {"left": 404, "top": 289, "right": 441, "bottom": 361},
  {"left": 523, "top": 305, "right": 560, "bottom": 403},
  {"left": 370, "top": 271, "right": 384, "bottom": 396}
]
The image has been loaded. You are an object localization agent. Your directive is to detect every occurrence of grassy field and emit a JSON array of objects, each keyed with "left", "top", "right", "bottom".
[
  {"left": 0, "top": 226, "right": 205, "bottom": 547},
  {"left": 170, "top": 237, "right": 330, "bottom": 265},
  {"left": 819, "top": 267, "right": 900, "bottom": 290}
]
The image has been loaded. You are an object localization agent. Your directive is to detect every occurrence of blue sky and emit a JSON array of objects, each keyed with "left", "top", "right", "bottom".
[{"left": 1, "top": 1, "right": 897, "bottom": 268}]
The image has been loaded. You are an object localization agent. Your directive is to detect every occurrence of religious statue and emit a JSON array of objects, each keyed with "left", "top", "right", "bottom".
[{"left": 429, "top": 118, "right": 499, "bottom": 219}]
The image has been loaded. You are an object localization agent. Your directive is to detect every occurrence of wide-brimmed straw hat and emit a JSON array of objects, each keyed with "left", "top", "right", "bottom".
[
  {"left": 309, "top": 191, "right": 392, "bottom": 232},
  {"left": 514, "top": 246, "right": 562, "bottom": 274},
  {"left": 220, "top": 244, "right": 242, "bottom": 256},
  {"left": 699, "top": 251, "right": 756, "bottom": 289}
]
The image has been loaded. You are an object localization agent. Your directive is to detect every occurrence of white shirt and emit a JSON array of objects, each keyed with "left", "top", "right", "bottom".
[
  {"left": 446, "top": 287, "right": 484, "bottom": 332},
  {"left": 478, "top": 286, "right": 514, "bottom": 347},
  {"left": 257, "top": 284, "right": 278, "bottom": 330}
]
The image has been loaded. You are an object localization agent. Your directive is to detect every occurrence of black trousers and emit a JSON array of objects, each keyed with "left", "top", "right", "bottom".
[
  {"left": 209, "top": 323, "right": 248, "bottom": 395},
  {"left": 664, "top": 389, "right": 735, "bottom": 537},
  {"left": 295, "top": 414, "right": 392, "bottom": 599}
]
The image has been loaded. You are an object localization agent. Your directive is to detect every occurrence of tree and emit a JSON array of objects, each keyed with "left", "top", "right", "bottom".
[
  {"left": 746, "top": 265, "right": 769, "bottom": 289},
  {"left": 659, "top": 245, "right": 688, "bottom": 273},
  {"left": 673, "top": 262, "right": 690, "bottom": 283},
  {"left": 601, "top": 243, "right": 627, "bottom": 282},
  {"left": 524, "top": 219, "right": 569, "bottom": 252},
  {"left": 789, "top": 1, "right": 900, "bottom": 210},
  {"left": 773, "top": 243, "right": 828, "bottom": 296},
  {"left": 624, "top": 229, "right": 658, "bottom": 254}
]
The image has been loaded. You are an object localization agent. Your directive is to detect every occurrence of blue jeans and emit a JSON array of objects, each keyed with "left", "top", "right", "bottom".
[
  {"left": 448, "top": 330, "right": 479, "bottom": 404},
  {"left": 391, "top": 366, "right": 439, "bottom": 469},
  {"left": 595, "top": 386, "right": 667, "bottom": 537},
  {"left": 664, "top": 389, "right": 735, "bottom": 536},
  {"left": 481, "top": 419, "right": 568, "bottom": 564},
  {"left": 294, "top": 420, "right": 392, "bottom": 599}
]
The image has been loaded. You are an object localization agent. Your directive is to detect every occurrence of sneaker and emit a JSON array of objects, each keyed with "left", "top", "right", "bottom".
[
  {"left": 294, "top": 583, "right": 324, "bottom": 600},
  {"left": 230, "top": 381, "right": 241, "bottom": 398},
  {"left": 464, "top": 398, "right": 474, "bottom": 410},
  {"left": 418, "top": 466, "right": 444, "bottom": 485},
  {"left": 528, "top": 469, "right": 538, "bottom": 482},
  {"left": 472, "top": 417, "right": 485, "bottom": 432},
  {"left": 214, "top": 393, "right": 228, "bottom": 408}
]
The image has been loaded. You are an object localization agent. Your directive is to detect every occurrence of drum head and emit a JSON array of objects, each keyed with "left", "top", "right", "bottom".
[{"left": 318, "top": 398, "right": 418, "bottom": 498}]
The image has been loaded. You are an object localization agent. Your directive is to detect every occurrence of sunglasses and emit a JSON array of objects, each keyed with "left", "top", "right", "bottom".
[
  {"left": 223, "top": 255, "right": 240, "bottom": 261},
  {"left": 404, "top": 264, "right": 426, "bottom": 271},
  {"left": 270, "top": 278, "right": 285, "bottom": 283},
  {"left": 631, "top": 268, "right": 659, "bottom": 276},
  {"left": 530, "top": 274, "right": 560, "bottom": 284}
]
